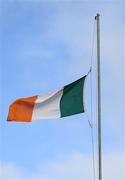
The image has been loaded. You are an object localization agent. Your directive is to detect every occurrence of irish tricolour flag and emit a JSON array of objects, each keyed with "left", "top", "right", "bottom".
[{"left": 7, "top": 75, "right": 86, "bottom": 122}]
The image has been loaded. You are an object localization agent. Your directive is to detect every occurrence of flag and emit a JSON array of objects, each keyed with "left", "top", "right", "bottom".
[{"left": 7, "top": 75, "right": 86, "bottom": 122}]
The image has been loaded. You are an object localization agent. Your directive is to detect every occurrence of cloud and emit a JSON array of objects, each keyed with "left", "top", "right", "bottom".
[
  {"left": 34, "top": 152, "right": 95, "bottom": 179},
  {"left": 33, "top": 152, "right": 125, "bottom": 180},
  {"left": 1, "top": 151, "right": 124, "bottom": 179},
  {"left": 0, "top": 162, "right": 22, "bottom": 179}
]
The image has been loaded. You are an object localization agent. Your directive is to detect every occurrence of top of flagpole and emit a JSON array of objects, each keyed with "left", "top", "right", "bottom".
[{"left": 95, "top": 13, "right": 100, "bottom": 20}]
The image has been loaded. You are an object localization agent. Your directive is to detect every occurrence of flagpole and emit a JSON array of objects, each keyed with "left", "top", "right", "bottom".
[{"left": 95, "top": 14, "right": 102, "bottom": 180}]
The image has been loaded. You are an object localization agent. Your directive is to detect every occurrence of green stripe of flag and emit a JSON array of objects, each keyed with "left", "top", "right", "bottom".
[{"left": 60, "top": 76, "right": 86, "bottom": 117}]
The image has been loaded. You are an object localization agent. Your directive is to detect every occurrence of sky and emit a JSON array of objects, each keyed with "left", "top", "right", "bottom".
[{"left": 0, "top": 0, "right": 125, "bottom": 179}]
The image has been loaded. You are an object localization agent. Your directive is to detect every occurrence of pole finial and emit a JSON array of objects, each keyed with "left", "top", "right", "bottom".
[{"left": 95, "top": 13, "right": 100, "bottom": 20}]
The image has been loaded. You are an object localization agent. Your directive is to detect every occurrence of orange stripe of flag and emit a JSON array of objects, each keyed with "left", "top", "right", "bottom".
[{"left": 7, "top": 96, "right": 37, "bottom": 122}]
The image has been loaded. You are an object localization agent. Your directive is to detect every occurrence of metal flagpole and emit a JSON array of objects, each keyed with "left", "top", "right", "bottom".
[{"left": 95, "top": 14, "right": 102, "bottom": 180}]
